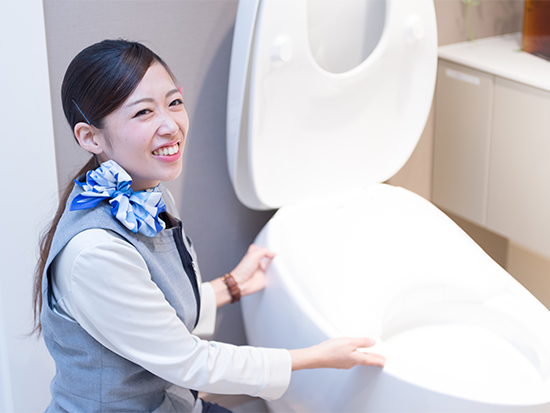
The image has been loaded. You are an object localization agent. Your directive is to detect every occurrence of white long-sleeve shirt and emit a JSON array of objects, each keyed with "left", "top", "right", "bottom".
[{"left": 50, "top": 228, "right": 291, "bottom": 401}]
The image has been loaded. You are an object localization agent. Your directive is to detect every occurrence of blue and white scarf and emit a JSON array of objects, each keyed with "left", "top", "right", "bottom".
[{"left": 70, "top": 160, "right": 166, "bottom": 237}]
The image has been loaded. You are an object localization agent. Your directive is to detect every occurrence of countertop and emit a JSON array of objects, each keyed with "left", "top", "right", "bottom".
[{"left": 438, "top": 33, "right": 550, "bottom": 92}]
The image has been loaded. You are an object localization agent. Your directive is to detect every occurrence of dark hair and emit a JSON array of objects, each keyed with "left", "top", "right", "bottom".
[
  {"left": 32, "top": 39, "right": 174, "bottom": 334},
  {"left": 63, "top": 39, "right": 174, "bottom": 129}
]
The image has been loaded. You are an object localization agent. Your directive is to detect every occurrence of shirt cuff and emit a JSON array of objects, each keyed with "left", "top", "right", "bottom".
[
  {"left": 192, "top": 282, "right": 217, "bottom": 338},
  {"left": 252, "top": 348, "right": 292, "bottom": 401}
]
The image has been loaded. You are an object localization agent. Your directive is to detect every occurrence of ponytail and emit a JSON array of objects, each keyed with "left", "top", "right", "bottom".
[{"left": 31, "top": 156, "right": 97, "bottom": 335}]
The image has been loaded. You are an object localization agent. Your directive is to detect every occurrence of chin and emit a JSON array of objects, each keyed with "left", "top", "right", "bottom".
[{"left": 162, "top": 167, "right": 183, "bottom": 183}]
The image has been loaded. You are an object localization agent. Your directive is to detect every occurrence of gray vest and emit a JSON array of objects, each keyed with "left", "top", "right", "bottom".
[{"left": 41, "top": 184, "right": 202, "bottom": 412}]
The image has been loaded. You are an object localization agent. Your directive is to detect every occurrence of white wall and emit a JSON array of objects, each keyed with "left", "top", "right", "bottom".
[{"left": 0, "top": 0, "right": 57, "bottom": 411}]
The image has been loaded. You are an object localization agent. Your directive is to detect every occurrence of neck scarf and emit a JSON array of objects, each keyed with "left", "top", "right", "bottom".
[{"left": 70, "top": 160, "right": 166, "bottom": 237}]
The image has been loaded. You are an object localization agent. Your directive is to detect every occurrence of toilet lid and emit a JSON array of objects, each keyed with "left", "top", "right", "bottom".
[{"left": 227, "top": 0, "right": 437, "bottom": 209}]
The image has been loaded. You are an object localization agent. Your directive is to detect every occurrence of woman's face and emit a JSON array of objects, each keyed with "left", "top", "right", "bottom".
[{"left": 95, "top": 62, "right": 189, "bottom": 191}]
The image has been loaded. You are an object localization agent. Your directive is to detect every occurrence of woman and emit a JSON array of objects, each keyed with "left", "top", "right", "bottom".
[{"left": 33, "top": 39, "right": 385, "bottom": 413}]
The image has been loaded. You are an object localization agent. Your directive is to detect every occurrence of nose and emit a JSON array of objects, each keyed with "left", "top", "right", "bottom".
[{"left": 157, "top": 110, "right": 179, "bottom": 137}]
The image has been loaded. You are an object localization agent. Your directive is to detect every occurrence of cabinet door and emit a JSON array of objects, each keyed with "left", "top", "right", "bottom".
[
  {"left": 433, "top": 60, "right": 494, "bottom": 227},
  {"left": 487, "top": 77, "right": 550, "bottom": 259}
]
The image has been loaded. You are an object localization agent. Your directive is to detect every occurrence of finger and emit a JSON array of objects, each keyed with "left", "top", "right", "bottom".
[
  {"left": 260, "top": 257, "right": 276, "bottom": 272},
  {"left": 365, "top": 353, "right": 386, "bottom": 368},
  {"left": 251, "top": 247, "right": 276, "bottom": 263},
  {"left": 245, "top": 245, "right": 274, "bottom": 260},
  {"left": 355, "top": 351, "right": 386, "bottom": 368},
  {"left": 353, "top": 337, "right": 376, "bottom": 349},
  {"left": 248, "top": 244, "right": 260, "bottom": 253}
]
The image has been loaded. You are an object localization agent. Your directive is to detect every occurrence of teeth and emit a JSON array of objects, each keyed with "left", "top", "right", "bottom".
[{"left": 153, "top": 142, "right": 179, "bottom": 156}]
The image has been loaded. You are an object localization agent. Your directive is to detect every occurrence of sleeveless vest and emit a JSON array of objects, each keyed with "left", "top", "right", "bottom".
[{"left": 41, "top": 184, "right": 202, "bottom": 412}]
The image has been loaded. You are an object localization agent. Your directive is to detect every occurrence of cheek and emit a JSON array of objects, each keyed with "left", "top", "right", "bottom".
[
  {"left": 119, "top": 126, "right": 151, "bottom": 148},
  {"left": 179, "top": 112, "right": 190, "bottom": 133}
]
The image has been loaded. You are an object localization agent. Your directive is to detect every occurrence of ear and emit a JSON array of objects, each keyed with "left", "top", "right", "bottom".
[{"left": 74, "top": 122, "right": 105, "bottom": 156}]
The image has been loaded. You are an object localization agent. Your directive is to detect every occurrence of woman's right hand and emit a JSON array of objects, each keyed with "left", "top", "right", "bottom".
[{"left": 289, "top": 337, "right": 385, "bottom": 371}]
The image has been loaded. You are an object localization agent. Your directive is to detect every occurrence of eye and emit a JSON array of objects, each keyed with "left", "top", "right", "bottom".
[
  {"left": 170, "top": 98, "right": 184, "bottom": 107},
  {"left": 134, "top": 108, "right": 152, "bottom": 118}
]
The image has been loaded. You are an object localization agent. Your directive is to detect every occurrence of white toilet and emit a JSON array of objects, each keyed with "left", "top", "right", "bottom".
[{"left": 226, "top": 0, "right": 550, "bottom": 411}]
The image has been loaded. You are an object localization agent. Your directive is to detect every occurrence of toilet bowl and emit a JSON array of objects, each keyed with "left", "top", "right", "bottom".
[
  {"left": 226, "top": 0, "right": 550, "bottom": 411},
  {"left": 242, "top": 184, "right": 550, "bottom": 412}
]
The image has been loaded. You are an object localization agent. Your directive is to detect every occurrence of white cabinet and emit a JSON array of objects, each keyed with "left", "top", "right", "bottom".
[
  {"left": 433, "top": 60, "right": 494, "bottom": 227},
  {"left": 433, "top": 34, "right": 550, "bottom": 259},
  {"left": 487, "top": 78, "right": 550, "bottom": 257}
]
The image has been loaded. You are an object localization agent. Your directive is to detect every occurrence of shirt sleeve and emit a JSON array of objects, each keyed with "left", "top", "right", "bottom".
[
  {"left": 51, "top": 229, "right": 291, "bottom": 400},
  {"left": 192, "top": 282, "right": 216, "bottom": 338}
]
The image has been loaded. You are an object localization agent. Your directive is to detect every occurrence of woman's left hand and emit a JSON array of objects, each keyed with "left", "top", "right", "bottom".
[
  {"left": 230, "top": 244, "right": 276, "bottom": 296},
  {"left": 211, "top": 244, "right": 276, "bottom": 307}
]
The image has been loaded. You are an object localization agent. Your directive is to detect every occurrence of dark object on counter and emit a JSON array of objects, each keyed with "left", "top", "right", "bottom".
[{"left": 522, "top": 0, "right": 550, "bottom": 61}]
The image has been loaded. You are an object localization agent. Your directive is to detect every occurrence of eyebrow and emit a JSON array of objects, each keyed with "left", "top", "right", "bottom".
[{"left": 126, "top": 88, "right": 181, "bottom": 107}]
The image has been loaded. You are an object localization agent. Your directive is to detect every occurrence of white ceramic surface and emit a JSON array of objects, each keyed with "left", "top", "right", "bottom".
[
  {"left": 242, "top": 185, "right": 550, "bottom": 412},
  {"left": 227, "top": 0, "right": 550, "bottom": 411}
]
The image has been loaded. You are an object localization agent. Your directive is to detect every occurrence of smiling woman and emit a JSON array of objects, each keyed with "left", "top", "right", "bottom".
[
  {"left": 32, "top": 39, "right": 384, "bottom": 413},
  {"left": 75, "top": 63, "right": 188, "bottom": 191}
]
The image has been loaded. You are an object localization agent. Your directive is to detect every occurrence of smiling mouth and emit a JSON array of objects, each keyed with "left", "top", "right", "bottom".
[{"left": 152, "top": 142, "right": 180, "bottom": 156}]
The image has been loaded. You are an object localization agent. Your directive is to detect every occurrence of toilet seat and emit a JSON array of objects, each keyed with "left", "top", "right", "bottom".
[
  {"left": 244, "top": 184, "right": 550, "bottom": 408},
  {"left": 227, "top": 0, "right": 437, "bottom": 210}
]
